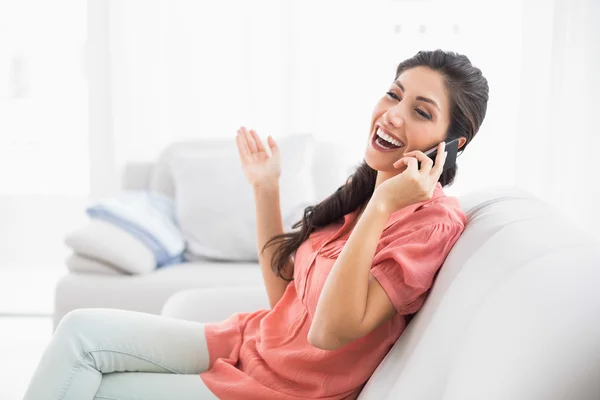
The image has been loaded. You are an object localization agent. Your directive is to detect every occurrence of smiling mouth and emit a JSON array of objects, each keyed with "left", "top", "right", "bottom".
[{"left": 372, "top": 126, "right": 405, "bottom": 150}]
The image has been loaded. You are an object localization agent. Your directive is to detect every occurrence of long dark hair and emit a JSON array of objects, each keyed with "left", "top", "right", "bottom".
[{"left": 263, "top": 49, "right": 489, "bottom": 280}]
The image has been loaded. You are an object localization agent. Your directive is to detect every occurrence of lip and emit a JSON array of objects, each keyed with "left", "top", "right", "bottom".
[
  {"left": 375, "top": 125, "right": 405, "bottom": 147},
  {"left": 371, "top": 128, "right": 405, "bottom": 153}
]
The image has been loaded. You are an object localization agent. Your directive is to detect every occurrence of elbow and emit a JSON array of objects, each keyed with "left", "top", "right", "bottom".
[{"left": 307, "top": 325, "right": 349, "bottom": 351}]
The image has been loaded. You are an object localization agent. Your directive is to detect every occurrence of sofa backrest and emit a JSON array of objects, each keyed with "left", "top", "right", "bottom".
[
  {"left": 359, "top": 186, "right": 600, "bottom": 399},
  {"left": 121, "top": 136, "right": 357, "bottom": 203}
]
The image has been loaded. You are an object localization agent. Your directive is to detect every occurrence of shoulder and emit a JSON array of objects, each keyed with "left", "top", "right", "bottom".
[
  {"left": 415, "top": 195, "right": 466, "bottom": 227},
  {"left": 381, "top": 195, "right": 466, "bottom": 245}
]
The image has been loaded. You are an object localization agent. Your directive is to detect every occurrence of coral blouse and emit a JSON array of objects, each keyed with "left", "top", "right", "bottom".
[{"left": 200, "top": 183, "right": 466, "bottom": 399}]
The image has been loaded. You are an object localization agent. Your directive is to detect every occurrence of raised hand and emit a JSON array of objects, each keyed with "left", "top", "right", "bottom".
[{"left": 235, "top": 126, "right": 281, "bottom": 190}]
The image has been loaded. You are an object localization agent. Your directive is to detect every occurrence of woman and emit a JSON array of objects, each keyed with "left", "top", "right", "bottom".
[{"left": 24, "top": 49, "right": 489, "bottom": 400}]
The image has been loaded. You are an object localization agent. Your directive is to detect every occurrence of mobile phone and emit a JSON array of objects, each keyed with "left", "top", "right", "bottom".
[{"left": 417, "top": 138, "right": 460, "bottom": 172}]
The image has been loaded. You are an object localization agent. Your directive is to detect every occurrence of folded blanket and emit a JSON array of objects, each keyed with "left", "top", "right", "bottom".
[{"left": 86, "top": 191, "right": 185, "bottom": 267}]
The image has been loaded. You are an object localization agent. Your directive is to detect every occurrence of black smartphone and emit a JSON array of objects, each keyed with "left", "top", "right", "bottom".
[{"left": 417, "top": 138, "right": 460, "bottom": 172}]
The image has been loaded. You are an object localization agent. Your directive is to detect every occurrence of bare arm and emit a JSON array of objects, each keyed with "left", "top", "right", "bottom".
[
  {"left": 308, "top": 144, "right": 448, "bottom": 350},
  {"left": 253, "top": 182, "right": 294, "bottom": 308},
  {"left": 308, "top": 200, "right": 396, "bottom": 350},
  {"left": 235, "top": 126, "right": 293, "bottom": 309}
]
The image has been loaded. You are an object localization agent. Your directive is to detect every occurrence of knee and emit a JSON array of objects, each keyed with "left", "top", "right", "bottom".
[{"left": 55, "top": 308, "right": 107, "bottom": 339}]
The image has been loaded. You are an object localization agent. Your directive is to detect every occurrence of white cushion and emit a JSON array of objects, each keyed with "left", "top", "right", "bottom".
[
  {"left": 149, "top": 141, "right": 231, "bottom": 198},
  {"left": 171, "top": 134, "right": 316, "bottom": 261},
  {"left": 53, "top": 261, "right": 264, "bottom": 329},
  {"left": 358, "top": 187, "right": 600, "bottom": 400},
  {"left": 64, "top": 220, "right": 155, "bottom": 275},
  {"left": 65, "top": 253, "right": 124, "bottom": 276},
  {"left": 310, "top": 141, "right": 356, "bottom": 202},
  {"left": 148, "top": 138, "right": 355, "bottom": 202},
  {"left": 161, "top": 287, "right": 269, "bottom": 323}
]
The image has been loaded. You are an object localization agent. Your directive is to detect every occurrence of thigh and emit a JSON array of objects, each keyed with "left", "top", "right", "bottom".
[
  {"left": 57, "top": 308, "right": 211, "bottom": 374},
  {"left": 94, "top": 372, "right": 218, "bottom": 400}
]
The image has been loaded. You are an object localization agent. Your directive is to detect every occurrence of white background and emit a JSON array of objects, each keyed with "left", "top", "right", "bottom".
[{"left": 0, "top": 0, "right": 598, "bottom": 276}]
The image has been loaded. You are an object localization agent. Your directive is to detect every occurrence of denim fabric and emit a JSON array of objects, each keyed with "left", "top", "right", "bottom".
[{"left": 23, "top": 309, "right": 218, "bottom": 400}]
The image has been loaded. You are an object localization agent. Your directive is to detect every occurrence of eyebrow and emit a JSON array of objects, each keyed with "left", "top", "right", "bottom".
[{"left": 393, "top": 81, "right": 441, "bottom": 111}]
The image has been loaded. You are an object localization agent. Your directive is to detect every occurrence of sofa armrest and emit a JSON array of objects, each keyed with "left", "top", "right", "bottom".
[
  {"left": 161, "top": 286, "right": 270, "bottom": 323},
  {"left": 121, "top": 162, "right": 154, "bottom": 191}
]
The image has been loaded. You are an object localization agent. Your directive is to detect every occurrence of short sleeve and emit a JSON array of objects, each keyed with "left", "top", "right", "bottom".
[{"left": 370, "top": 221, "right": 464, "bottom": 315}]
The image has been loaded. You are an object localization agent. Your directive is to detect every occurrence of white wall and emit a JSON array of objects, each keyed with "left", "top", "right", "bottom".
[
  {"left": 100, "top": 0, "right": 600, "bottom": 237},
  {"left": 0, "top": 196, "right": 87, "bottom": 269},
  {"left": 0, "top": 0, "right": 89, "bottom": 270},
  {"left": 87, "top": 0, "right": 117, "bottom": 201},
  {"left": 516, "top": 0, "right": 600, "bottom": 237},
  {"left": 104, "top": 0, "right": 524, "bottom": 198},
  {"left": 2, "top": 0, "right": 596, "bottom": 271},
  {"left": 107, "top": 0, "right": 293, "bottom": 166}
]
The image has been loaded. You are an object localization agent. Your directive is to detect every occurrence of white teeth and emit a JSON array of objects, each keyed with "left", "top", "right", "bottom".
[{"left": 376, "top": 128, "right": 404, "bottom": 147}]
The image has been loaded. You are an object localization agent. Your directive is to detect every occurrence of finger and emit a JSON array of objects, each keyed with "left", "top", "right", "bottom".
[
  {"left": 393, "top": 158, "right": 405, "bottom": 169},
  {"left": 242, "top": 127, "right": 258, "bottom": 153},
  {"left": 236, "top": 131, "right": 251, "bottom": 160},
  {"left": 404, "top": 144, "right": 439, "bottom": 158},
  {"left": 393, "top": 155, "right": 414, "bottom": 169},
  {"left": 267, "top": 135, "right": 279, "bottom": 156},
  {"left": 429, "top": 142, "right": 446, "bottom": 175},
  {"left": 405, "top": 157, "right": 419, "bottom": 174},
  {"left": 238, "top": 126, "right": 252, "bottom": 157},
  {"left": 250, "top": 129, "right": 266, "bottom": 153},
  {"left": 431, "top": 145, "right": 448, "bottom": 178},
  {"left": 405, "top": 150, "right": 433, "bottom": 174}
]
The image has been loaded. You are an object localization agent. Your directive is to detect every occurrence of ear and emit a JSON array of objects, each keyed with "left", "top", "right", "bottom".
[{"left": 457, "top": 137, "right": 467, "bottom": 150}]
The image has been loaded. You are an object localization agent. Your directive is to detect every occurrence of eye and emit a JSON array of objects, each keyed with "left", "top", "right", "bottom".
[
  {"left": 386, "top": 91, "right": 400, "bottom": 100},
  {"left": 386, "top": 91, "right": 432, "bottom": 120},
  {"left": 416, "top": 109, "right": 432, "bottom": 120}
]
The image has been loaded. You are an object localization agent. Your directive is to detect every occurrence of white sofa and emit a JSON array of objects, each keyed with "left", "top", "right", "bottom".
[
  {"left": 53, "top": 139, "right": 355, "bottom": 329},
  {"left": 161, "top": 186, "right": 600, "bottom": 399}
]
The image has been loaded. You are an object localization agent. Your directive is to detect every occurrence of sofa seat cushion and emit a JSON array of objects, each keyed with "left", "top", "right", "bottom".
[{"left": 53, "top": 261, "right": 263, "bottom": 329}]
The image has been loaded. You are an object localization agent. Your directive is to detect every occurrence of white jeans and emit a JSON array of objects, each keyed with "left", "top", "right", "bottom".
[{"left": 23, "top": 308, "right": 219, "bottom": 400}]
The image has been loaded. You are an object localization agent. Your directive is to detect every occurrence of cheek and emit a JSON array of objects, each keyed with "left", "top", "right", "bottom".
[
  {"left": 405, "top": 125, "right": 433, "bottom": 148},
  {"left": 406, "top": 125, "right": 444, "bottom": 151},
  {"left": 371, "top": 101, "right": 388, "bottom": 122}
]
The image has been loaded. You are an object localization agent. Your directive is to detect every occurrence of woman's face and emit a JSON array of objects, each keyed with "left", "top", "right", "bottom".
[{"left": 365, "top": 66, "right": 453, "bottom": 178}]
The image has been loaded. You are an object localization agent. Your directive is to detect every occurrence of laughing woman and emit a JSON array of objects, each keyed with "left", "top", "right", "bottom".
[{"left": 24, "top": 49, "right": 488, "bottom": 400}]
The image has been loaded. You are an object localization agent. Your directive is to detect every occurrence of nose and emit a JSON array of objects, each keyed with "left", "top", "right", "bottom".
[{"left": 382, "top": 104, "right": 405, "bottom": 130}]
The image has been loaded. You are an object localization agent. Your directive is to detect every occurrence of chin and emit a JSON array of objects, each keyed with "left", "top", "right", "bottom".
[
  {"left": 364, "top": 146, "right": 405, "bottom": 173},
  {"left": 364, "top": 154, "right": 398, "bottom": 174}
]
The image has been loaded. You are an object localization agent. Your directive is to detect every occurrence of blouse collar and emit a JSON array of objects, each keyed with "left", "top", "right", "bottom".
[
  {"left": 311, "top": 182, "right": 446, "bottom": 251},
  {"left": 343, "top": 182, "right": 446, "bottom": 231}
]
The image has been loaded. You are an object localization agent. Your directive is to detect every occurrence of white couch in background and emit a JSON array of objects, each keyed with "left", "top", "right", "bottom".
[
  {"left": 53, "top": 138, "right": 355, "bottom": 329},
  {"left": 161, "top": 186, "right": 600, "bottom": 400}
]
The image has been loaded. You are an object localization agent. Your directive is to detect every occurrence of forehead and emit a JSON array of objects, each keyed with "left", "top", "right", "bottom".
[{"left": 396, "top": 66, "right": 449, "bottom": 109}]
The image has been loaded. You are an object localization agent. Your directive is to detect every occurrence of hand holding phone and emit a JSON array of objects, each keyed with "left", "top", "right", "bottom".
[{"left": 417, "top": 138, "right": 460, "bottom": 172}]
